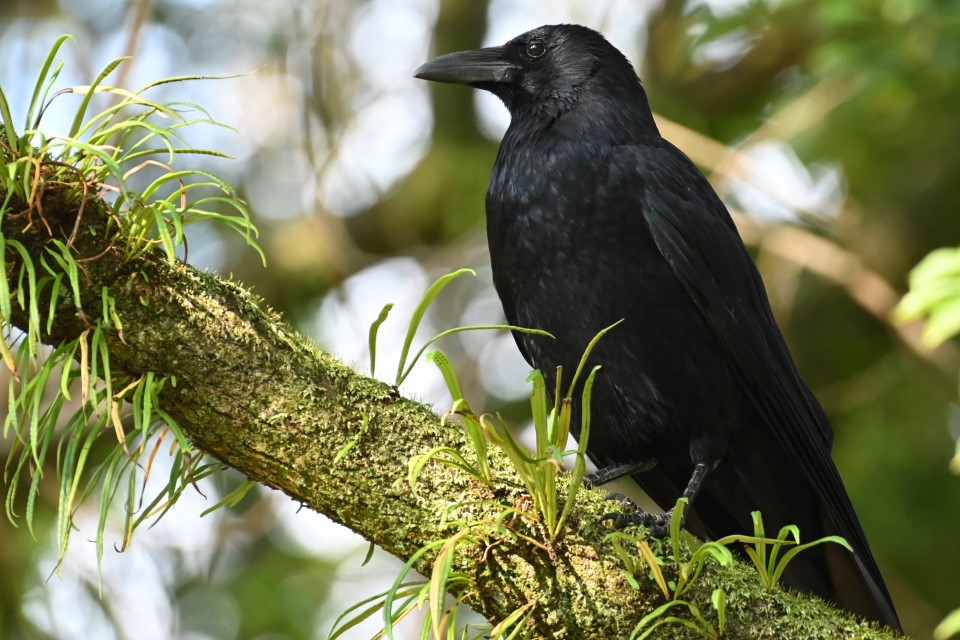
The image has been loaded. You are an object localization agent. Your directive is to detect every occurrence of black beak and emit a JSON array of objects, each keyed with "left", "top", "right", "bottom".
[{"left": 414, "top": 46, "right": 520, "bottom": 86}]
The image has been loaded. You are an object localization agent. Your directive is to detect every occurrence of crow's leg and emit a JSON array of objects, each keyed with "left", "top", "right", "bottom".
[
  {"left": 584, "top": 458, "right": 658, "bottom": 487},
  {"left": 600, "top": 462, "right": 712, "bottom": 537}
]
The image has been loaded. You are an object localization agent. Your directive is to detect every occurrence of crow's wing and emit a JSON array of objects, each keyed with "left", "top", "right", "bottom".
[{"left": 622, "top": 144, "right": 899, "bottom": 629}]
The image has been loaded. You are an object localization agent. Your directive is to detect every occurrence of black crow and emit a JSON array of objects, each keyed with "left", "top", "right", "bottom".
[{"left": 415, "top": 24, "right": 900, "bottom": 630}]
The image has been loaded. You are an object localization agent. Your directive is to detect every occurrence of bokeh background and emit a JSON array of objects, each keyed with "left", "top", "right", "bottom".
[{"left": 1, "top": 0, "right": 959, "bottom": 638}]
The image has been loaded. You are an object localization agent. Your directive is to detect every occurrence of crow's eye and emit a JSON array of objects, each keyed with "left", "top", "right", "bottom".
[{"left": 525, "top": 40, "right": 546, "bottom": 59}]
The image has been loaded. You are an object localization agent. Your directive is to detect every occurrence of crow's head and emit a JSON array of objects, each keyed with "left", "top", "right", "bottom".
[{"left": 415, "top": 24, "right": 654, "bottom": 134}]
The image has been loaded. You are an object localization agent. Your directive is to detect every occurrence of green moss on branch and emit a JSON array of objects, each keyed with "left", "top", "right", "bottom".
[{"left": 0, "top": 182, "right": 902, "bottom": 639}]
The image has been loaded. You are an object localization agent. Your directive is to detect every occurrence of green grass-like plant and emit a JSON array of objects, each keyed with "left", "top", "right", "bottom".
[
  {"left": 365, "top": 268, "right": 552, "bottom": 388},
  {"left": 716, "top": 510, "right": 852, "bottom": 593},
  {"left": 608, "top": 499, "right": 731, "bottom": 639},
  {"left": 0, "top": 35, "right": 263, "bottom": 577},
  {"left": 335, "top": 270, "right": 616, "bottom": 639},
  {"left": 410, "top": 312, "right": 618, "bottom": 541},
  {"left": 607, "top": 498, "right": 855, "bottom": 637},
  {"left": 329, "top": 502, "right": 537, "bottom": 640}
]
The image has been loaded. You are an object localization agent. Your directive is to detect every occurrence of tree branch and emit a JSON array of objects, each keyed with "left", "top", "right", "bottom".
[{"left": 0, "top": 182, "right": 901, "bottom": 639}]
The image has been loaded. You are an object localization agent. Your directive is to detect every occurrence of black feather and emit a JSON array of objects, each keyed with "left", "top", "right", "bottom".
[{"left": 417, "top": 23, "right": 900, "bottom": 630}]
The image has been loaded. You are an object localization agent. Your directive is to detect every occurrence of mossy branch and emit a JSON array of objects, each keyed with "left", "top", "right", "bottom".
[{"left": 0, "top": 184, "right": 902, "bottom": 639}]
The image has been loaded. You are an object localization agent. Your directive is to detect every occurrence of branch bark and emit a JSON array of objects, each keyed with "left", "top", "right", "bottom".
[{"left": 0, "top": 184, "right": 902, "bottom": 639}]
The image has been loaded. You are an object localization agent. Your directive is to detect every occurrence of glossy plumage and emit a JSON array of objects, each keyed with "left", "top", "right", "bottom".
[{"left": 416, "top": 24, "right": 899, "bottom": 630}]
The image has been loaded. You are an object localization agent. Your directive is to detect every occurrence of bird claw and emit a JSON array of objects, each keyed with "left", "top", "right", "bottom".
[
  {"left": 647, "top": 509, "right": 674, "bottom": 538},
  {"left": 599, "top": 501, "right": 676, "bottom": 538}
]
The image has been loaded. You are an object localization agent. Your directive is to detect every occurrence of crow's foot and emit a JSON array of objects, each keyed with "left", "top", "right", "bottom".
[{"left": 599, "top": 496, "right": 678, "bottom": 538}]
